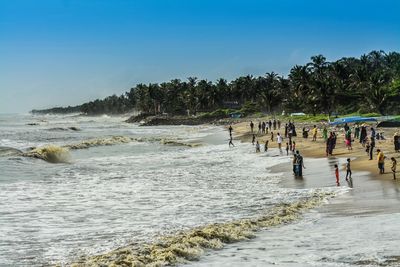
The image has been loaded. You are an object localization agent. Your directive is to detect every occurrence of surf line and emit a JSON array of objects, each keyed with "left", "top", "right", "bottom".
[
  {"left": 64, "top": 191, "right": 334, "bottom": 267},
  {"left": 21, "top": 136, "right": 201, "bottom": 163}
]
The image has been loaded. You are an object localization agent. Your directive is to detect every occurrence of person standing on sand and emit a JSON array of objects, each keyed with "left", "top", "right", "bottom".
[
  {"left": 258, "top": 122, "right": 262, "bottom": 134},
  {"left": 273, "top": 119, "right": 277, "bottom": 130},
  {"left": 322, "top": 126, "right": 328, "bottom": 141},
  {"left": 268, "top": 120, "right": 272, "bottom": 130},
  {"left": 264, "top": 140, "right": 269, "bottom": 152},
  {"left": 262, "top": 121, "right": 266, "bottom": 134},
  {"left": 250, "top": 121, "right": 254, "bottom": 133},
  {"left": 229, "top": 125, "right": 233, "bottom": 136},
  {"left": 344, "top": 123, "right": 349, "bottom": 132},
  {"left": 271, "top": 132, "right": 274, "bottom": 141},
  {"left": 345, "top": 128, "right": 352, "bottom": 150},
  {"left": 326, "top": 132, "right": 334, "bottom": 156},
  {"left": 286, "top": 142, "right": 289, "bottom": 156},
  {"left": 360, "top": 125, "right": 367, "bottom": 144},
  {"left": 334, "top": 164, "right": 340, "bottom": 186},
  {"left": 312, "top": 125, "right": 318, "bottom": 141},
  {"left": 252, "top": 134, "right": 256, "bottom": 145},
  {"left": 369, "top": 137, "right": 375, "bottom": 160},
  {"left": 345, "top": 158, "right": 352, "bottom": 181},
  {"left": 393, "top": 132, "right": 399, "bottom": 152},
  {"left": 377, "top": 149, "right": 385, "bottom": 174},
  {"left": 354, "top": 124, "right": 360, "bottom": 139},
  {"left": 277, "top": 133, "right": 283, "bottom": 151},
  {"left": 391, "top": 157, "right": 397, "bottom": 180},
  {"left": 284, "top": 123, "right": 288, "bottom": 138},
  {"left": 292, "top": 141, "right": 296, "bottom": 153}
]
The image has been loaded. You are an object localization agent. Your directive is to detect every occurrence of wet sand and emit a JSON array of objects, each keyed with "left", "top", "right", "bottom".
[
  {"left": 192, "top": 120, "right": 400, "bottom": 266},
  {"left": 188, "top": 152, "right": 400, "bottom": 267}
]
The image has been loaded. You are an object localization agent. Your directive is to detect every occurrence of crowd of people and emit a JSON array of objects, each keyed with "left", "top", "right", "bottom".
[{"left": 228, "top": 118, "right": 400, "bottom": 184}]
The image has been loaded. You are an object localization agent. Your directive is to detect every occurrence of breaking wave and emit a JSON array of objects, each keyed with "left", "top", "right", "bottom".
[
  {"left": 7, "top": 136, "right": 201, "bottom": 163},
  {"left": 68, "top": 192, "right": 333, "bottom": 267},
  {"left": 64, "top": 136, "right": 135, "bottom": 150},
  {"left": 23, "top": 145, "right": 71, "bottom": 163},
  {"left": 63, "top": 136, "right": 202, "bottom": 150}
]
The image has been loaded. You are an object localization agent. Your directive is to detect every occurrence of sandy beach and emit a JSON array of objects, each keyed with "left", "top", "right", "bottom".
[
  {"left": 185, "top": 120, "right": 400, "bottom": 266},
  {"left": 231, "top": 119, "right": 400, "bottom": 182}
]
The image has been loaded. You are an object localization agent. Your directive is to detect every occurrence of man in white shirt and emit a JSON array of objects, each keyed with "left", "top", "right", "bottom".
[{"left": 277, "top": 133, "right": 283, "bottom": 151}]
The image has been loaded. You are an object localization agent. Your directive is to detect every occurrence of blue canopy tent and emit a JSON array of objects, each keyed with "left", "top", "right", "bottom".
[{"left": 329, "top": 116, "right": 377, "bottom": 126}]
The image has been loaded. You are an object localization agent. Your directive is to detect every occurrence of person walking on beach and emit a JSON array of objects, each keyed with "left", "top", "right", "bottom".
[
  {"left": 262, "top": 121, "right": 266, "bottom": 134},
  {"left": 250, "top": 121, "right": 254, "bottom": 133},
  {"left": 377, "top": 149, "right": 385, "bottom": 174},
  {"left": 312, "top": 125, "right": 318, "bottom": 141},
  {"left": 264, "top": 140, "right": 269, "bottom": 152},
  {"left": 229, "top": 135, "right": 235, "bottom": 147},
  {"left": 292, "top": 141, "right": 296, "bottom": 153},
  {"left": 285, "top": 142, "right": 289, "bottom": 156},
  {"left": 271, "top": 132, "right": 274, "bottom": 141},
  {"left": 334, "top": 164, "right": 340, "bottom": 186},
  {"left": 391, "top": 157, "right": 397, "bottom": 180},
  {"left": 277, "top": 133, "right": 283, "bottom": 151},
  {"left": 273, "top": 119, "right": 277, "bottom": 130},
  {"left": 268, "top": 120, "right": 272, "bottom": 130},
  {"left": 345, "top": 158, "right": 352, "bottom": 181},
  {"left": 255, "top": 141, "right": 260, "bottom": 153},
  {"left": 258, "top": 122, "right": 262, "bottom": 134},
  {"left": 229, "top": 125, "right": 233, "bottom": 136},
  {"left": 252, "top": 134, "right": 256, "bottom": 145}
]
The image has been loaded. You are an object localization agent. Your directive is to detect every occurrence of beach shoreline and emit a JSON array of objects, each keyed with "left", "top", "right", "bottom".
[{"left": 230, "top": 119, "right": 400, "bottom": 181}]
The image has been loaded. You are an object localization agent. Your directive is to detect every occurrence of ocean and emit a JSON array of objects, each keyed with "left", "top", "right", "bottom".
[{"left": 0, "top": 114, "right": 398, "bottom": 267}]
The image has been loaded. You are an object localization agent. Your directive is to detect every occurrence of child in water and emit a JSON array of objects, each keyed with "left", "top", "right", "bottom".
[
  {"left": 345, "top": 158, "right": 352, "bottom": 181},
  {"left": 255, "top": 141, "right": 260, "bottom": 153},
  {"left": 334, "top": 164, "right": 340, "bottom": 186}
]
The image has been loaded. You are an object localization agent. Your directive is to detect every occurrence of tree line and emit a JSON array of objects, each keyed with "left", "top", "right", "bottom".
[{"left": 32, "top": 50, "right": 400, "bottom": 116}]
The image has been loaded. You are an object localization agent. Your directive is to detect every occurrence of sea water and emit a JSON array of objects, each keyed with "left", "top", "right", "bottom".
[{"left": 0, "top": 114, "right": 397, "bottom": 266}]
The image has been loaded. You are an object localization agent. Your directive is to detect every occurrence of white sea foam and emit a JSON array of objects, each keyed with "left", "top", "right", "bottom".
[{"left": 0, "top": 114, "right": 350, "bottom": 266}]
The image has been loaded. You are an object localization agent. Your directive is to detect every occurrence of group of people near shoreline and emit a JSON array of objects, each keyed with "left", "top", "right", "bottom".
[{"left": 228, "top": 119, "right": 399, "bottom": 185}]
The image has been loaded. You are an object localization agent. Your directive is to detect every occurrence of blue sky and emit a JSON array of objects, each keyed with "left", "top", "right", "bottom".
[{"left": 1, "top": 0, "right": 399, "bottom": 113}]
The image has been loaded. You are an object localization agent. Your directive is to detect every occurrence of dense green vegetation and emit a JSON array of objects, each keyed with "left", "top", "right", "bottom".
[{"left": 32, "top": 50, "right": 400, "bottom": 116}]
